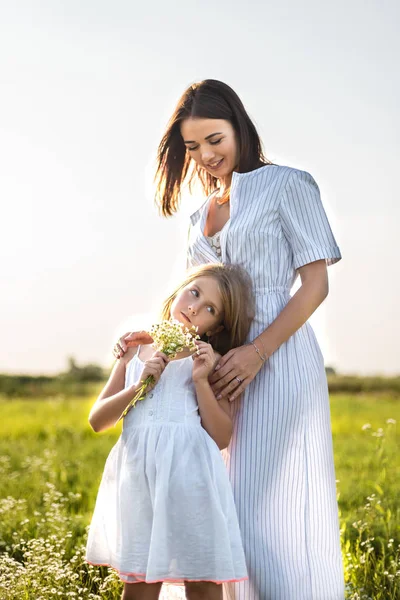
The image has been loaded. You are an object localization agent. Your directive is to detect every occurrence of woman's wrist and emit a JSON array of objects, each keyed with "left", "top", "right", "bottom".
[
  {"left": 250, "top": 338, "right": 268, "bottom": 362},
  {"left": 256, "top": 336, "right": 269, "bottom": 358}
]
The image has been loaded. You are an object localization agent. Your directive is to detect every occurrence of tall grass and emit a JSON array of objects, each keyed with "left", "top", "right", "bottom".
[{"left": 0, "top": 394, "right": 399, "bottom": 598}]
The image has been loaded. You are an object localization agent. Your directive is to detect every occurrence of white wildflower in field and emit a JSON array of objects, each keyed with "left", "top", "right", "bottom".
[
  {"left": 119, "top": 319, "right": 199, "bottom": 419},
  {"left": 372, "top": 428, "right": 384, "bottom": 437},
  {"left": 0, "top": 486, "right": 123, "bottom": 599}
]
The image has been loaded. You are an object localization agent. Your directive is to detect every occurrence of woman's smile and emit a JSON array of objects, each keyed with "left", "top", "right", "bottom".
[{"left": 207, "top": 158, "right": 224, "bottom": 171}]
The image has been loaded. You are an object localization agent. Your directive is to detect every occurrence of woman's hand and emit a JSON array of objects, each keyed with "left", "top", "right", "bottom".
[
  {"left": 208, "top": 344, "right": 265, "bottom": 401},
  {"left": 137, "top": 351, "right": 169, "bottom": 392},
  {"left": 113, "top": 331, "right": 154, "bottom": 361},
  {"left": 192, "top": 341, "right": 218, "bottom": 383}
]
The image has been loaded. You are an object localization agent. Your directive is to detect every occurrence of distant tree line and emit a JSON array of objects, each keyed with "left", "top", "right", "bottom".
[
  {"left": 0, "top": 361, "right": 399, "bottom": 399},
  {"left": 0, "top": 356, "right": 107, "bottom": 398},
  {"left": 61, "top": 357, "right": 106, "bottom": 383}
]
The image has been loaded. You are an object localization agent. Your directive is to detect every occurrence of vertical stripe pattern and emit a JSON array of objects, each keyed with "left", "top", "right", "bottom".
[{"left": 187, "top": 166, "right": 345, "bottom": 600}]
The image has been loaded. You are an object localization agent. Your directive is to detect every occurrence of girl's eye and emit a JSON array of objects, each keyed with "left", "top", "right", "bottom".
[
  {"left": 210, "top": 139, "right": 223, "bottom": 146},
  {"left": 207, "top": 306, "right": 215, "bottom": 314},
  {"left": 190, "top": 289, "right": 199, "bottom": 297},
  {"left": 187, "top": 146, "right": 199, "bottom": 152}
]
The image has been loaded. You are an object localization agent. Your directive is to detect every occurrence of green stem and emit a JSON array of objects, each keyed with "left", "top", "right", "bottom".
[{"left": 120, "top": 375, "right": 154, "bottom": 419}]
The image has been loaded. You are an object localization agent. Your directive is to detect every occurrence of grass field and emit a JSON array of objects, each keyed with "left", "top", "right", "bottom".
[{"left": 0, "top": 393, "right": 399, "bottom": 599}]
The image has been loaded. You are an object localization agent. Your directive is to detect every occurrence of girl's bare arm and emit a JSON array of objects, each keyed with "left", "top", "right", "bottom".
[
  {"left": 194, "top": 379, "right": 233, "bottom": 450},
  {"left": 88, "top": 354, "right": 139, "bottom": 432},
  {"left": 192, "top": 342, "right": 233, "bottom": 449},
  {"left": 89, "top": 348, "right": 169, "bottom": 432}
]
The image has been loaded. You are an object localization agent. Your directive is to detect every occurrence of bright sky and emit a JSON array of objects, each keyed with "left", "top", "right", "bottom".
[{"left": 1, "top": 1, "right": 399, "bottom": 376}]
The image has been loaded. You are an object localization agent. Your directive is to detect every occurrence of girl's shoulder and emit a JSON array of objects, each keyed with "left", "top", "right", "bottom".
[
  {"left": 124, "top": 342, "right": 152, "bottom": 369},
  {"left": 135, "top": 343, "right": 153, "bottom": 363},
  {"left": 122, "top": 345, "right": 139, "bottom": 372}
]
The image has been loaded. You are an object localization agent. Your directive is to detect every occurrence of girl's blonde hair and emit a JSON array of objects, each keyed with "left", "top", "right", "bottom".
[{"left": 160, "top": 263, "right": 255, "bottom": 355}]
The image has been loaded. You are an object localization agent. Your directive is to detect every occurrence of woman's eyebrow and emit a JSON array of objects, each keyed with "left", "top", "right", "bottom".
[{"left": 183, "top": 132, "right": 223, "bottom": 144}]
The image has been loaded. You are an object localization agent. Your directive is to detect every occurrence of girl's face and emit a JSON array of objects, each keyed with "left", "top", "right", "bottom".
[
  {"left": 180, "top": 118, "right": 239, "bottom": 185},
  {"left": 170, "top": 276, "right": 224, "bottom": 337}
]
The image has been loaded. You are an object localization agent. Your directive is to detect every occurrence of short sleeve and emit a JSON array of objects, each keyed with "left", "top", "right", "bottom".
[{"left": 279, "top": 170, "right": 342, "bottom": 269}]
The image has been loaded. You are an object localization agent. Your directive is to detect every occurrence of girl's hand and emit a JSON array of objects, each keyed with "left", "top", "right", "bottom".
[
  {"left": 114, "top": 331, "right": 154, "bottom": 361},
  {"left": 137, "top": 351, "right": 169, "bottom": 391},
  {"left": 208, "top": 344, "right": 265, "bottom": 401},
  {"left": 192, "top": 341, "right": 218, "bottom": 383}
]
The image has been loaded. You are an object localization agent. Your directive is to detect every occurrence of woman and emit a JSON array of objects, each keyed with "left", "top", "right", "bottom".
[{"left": 117, "top": 80, "right": 344, "bottom": 600}]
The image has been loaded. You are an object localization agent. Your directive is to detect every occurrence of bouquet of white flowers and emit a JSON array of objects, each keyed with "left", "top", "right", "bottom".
[{"left": 119, "top": 319, "right": 199, "bottom": 420}]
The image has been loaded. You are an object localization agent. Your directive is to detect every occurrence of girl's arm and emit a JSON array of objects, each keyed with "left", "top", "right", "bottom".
[
  {"left": 193, "top": 342, "right": 233, "bottom": 450},
  {"left": 88, "top": 351, "right": 139, "bottom": 432},
  {"left": 89, "top": 348, "right": 168, "bottom": 432},
  {"left": 209, "top": 260, "right": 329, "bottom": 400},
  {"left": 194, "top": 380, "right": 232, "bottom": 450}
]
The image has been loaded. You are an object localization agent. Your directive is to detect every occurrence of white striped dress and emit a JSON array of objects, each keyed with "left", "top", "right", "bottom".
[{"left": 187, "top": 165, "right": 345, "bottom": 600}]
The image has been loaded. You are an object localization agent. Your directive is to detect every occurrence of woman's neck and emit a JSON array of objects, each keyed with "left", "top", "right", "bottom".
[{"left": 219, "top": 173, "right": 233, "bottom": 192}]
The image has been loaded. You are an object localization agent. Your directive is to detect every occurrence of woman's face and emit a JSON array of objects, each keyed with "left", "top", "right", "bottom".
[
  {"left": 170, "top": 276, "right": 224, "bottom": 337},
  {"left": 180, "top": 118, "right": 239, "bottom": 184}
]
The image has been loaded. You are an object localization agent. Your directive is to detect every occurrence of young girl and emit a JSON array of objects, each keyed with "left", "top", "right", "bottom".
[{"left": 85, "top": 263, "right": 254, "bottom": 600}]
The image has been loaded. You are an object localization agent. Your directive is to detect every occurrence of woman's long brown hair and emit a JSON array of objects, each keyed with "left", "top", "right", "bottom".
[
  {"left": 155, "top": 79, "right": 271, "bottom": 217},
  {"left": 159, "top": 263, "right": 255, "bottom": 356}
]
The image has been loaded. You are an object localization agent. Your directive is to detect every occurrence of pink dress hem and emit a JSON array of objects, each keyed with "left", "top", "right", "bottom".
[{"left": 86, "top": 561, "right": 248, "bottom": 585}]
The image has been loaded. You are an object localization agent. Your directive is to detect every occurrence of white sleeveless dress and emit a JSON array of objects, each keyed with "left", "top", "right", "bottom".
[{"left": 85, "top": 350, "right": 248, "bottom": 586}]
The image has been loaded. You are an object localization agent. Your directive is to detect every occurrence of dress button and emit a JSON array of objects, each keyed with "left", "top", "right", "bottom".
[
  {"left": 149, "top": 393, "right": 154, "bottom": 398},
  {"left": 148, "top": 410, "right": 153, "bottom": 416}
]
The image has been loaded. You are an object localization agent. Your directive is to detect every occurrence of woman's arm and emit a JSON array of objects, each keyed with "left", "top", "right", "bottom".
[
  {"left": 192, "top": 341, "right": 233, "bottom": 449},
  {"left": 255, "top": 259, "right": 328, "bottom": 358},
  {"left": 209, "top": 260, "right": 329, "bottom": 400}
]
